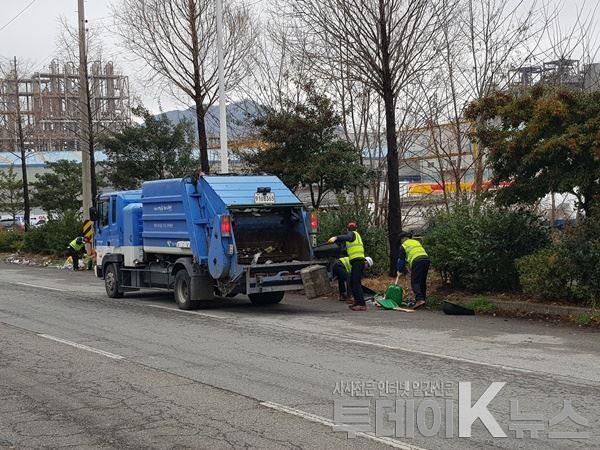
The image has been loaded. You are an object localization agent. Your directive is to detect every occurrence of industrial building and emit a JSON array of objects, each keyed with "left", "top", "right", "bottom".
[{"left": 0, "top": 59, "right": 130, "bottom": 153}]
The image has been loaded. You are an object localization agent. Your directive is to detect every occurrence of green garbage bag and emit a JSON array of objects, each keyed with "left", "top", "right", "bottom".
[{"left": 385, "top": 284, "right": 403, "bottom": 307}]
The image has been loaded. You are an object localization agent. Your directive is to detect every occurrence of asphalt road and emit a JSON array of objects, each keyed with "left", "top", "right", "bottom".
[{"left": 0, "top": 262, "right": 598, "bottom": 449}]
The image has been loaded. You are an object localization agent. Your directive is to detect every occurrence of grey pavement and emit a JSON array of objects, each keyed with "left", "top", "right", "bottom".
[{"left": 0, "top": 262, "right": 598, "bottom": 449}]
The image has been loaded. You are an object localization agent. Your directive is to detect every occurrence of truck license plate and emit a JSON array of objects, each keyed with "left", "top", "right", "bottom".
[{"left": 254, "top": 192, "right": 275, "bottom": 204}]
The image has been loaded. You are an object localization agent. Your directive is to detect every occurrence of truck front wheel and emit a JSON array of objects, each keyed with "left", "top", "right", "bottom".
[
  {"left": 174, "top": 270, "right": 198, "bottom": 310},
  {"left": 105, "top": 263, "right": 124, "bottom": 298},
  {"left": 248, "top": 292, "right": 285, "bottom": 306}
]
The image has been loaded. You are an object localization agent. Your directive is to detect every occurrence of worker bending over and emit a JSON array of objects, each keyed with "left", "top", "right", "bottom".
[
  {"left": 67, "top": 236, "right": 90, "bottom": 271},
  {"left": 397, "top": 232, "right": 430, "bottom": 309},
  {"left": 328, "top": 222, "right": 368, "bottom": 311},
  {"left": 332, "top": 256, "right": 374, "bottom": 302}
]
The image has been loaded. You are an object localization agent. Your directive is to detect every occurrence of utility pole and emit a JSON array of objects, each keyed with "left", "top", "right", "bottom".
[
  {"left": 78, "top": 0, "right": 92, "bottom": 220},
  {"left": 216, "top": 0, "right": 229, "bottom": 173},
  {"left": 12, "top": 56, "right": 30, "bottom": 230}
]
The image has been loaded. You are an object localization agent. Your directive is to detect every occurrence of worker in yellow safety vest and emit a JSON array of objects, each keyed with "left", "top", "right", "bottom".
[
  {"left": 397, "top": 231, "right": 430, "bottom": 309},
  {"left": 331, "top": 256, "right": 374, "bottom": 302},
  {"left": 328, "top": 222, "right": 368, "bottom": 311},
  {"left": 67, "top": 236, "right": 90, "bottom": 271}
]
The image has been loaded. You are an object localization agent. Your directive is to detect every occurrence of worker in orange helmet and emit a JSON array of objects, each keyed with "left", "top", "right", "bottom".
[{"left": 328, "top": 222, "right": 367, "bottom": 311}]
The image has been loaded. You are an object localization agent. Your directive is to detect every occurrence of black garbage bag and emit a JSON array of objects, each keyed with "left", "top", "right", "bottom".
[{"left": 443, "top": 301, "right": 475, "bottom": 315}]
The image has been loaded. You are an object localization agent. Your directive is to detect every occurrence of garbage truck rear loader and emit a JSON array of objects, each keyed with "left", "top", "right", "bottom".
[{"left": 93, "top": 175, "right": 319, "bottom": 309}]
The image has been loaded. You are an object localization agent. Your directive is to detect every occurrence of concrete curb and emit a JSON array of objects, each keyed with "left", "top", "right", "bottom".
[{"left": 489, "top": 299, "right": 595, "bottom": 318}]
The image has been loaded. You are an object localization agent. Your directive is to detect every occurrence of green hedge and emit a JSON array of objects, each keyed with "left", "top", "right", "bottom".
[
  {"left": 424, "top": 203, "right": 548, "bottom": 291},
  {"left": 317, "top": 197, "right": 389, "bottom": 275},
  {"left": 516, "top": 248, "right": 573, "bottom": 300},
  {"left": 21, "top": 211, "right": 83, "bottom": 255},
  {"left": 0, "top": 230, "right": 24, "bottom": 252},
  {"left": 517, "top": 216, "right": 600, "bottom": 306}
]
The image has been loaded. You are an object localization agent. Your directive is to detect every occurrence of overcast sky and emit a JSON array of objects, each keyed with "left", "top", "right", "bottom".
[{"left": 0, "top": 0, "right": 597, "bottom": 113}]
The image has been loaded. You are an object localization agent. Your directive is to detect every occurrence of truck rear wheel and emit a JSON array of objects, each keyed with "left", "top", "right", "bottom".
[
  {"left": 174, "top": 270, "right": 198, "bottom": 310},
  {"left": 105, "top": 263, "right": 124, "bottom": 298},
  {"left": 248, "top": 292, "right": 285, "bottom": 306}
]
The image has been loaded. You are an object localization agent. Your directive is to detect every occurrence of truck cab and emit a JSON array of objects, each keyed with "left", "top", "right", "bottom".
[{"left": 94, "top": 190, "right": 142, "bottom": 277}]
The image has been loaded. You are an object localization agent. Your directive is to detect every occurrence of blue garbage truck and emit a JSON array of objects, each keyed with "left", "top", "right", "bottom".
[{"left": 92, "top": 175, "right": 320, "bottom": 309}]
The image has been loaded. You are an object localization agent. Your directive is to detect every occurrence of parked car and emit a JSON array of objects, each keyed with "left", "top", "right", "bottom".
[{"left": 0, "top": 218, "right": 24, "bottom": 231}]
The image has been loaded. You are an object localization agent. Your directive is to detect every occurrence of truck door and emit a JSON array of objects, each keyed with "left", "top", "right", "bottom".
[
  {"left": 94, "top": 197, "right": 111, "bottom": 269},
  {"left": 107, "top": 196, "right": 120, "bottom": 248},
  {"left": 96, "top": 197, "right": 110, "bottom": 243}
]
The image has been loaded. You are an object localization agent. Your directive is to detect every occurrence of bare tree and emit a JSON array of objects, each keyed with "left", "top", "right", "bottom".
[
  {"left": 0, "top": 57, "right": 32, "bottom": 228},
  {"left": 240, "top": 19, "right": 313, "bottom": 115},
  {"left": 288, "top": 0, "right": 449, "bottom": 273},
  {"left": 113, "top": 0, "right": 258, "bottom": 173},
  {"left": 457, "top": 0, "right": 553, "bottom": 193},
  {"left": 56, "top": 17, "right": 131, "bottom": 203},
  {"left": 542, "top": 1, "right": 600, "bottom": 90}
]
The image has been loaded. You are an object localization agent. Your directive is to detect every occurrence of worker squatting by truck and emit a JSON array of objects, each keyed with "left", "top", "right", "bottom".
[{"left": 91, "top": 174, "right": 320, "bottom": 309}]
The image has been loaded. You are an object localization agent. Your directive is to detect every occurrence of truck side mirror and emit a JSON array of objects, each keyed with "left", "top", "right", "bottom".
[{"left": 89, "top": 207, "right": 98, "bottom": 222}]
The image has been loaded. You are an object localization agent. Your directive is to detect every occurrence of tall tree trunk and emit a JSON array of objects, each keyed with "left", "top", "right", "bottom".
[
  {"left": 379, "top": 1, "right": 401, "bottom": 275},
  {"left": 188, "top": 0, "right": 210, "bottom": 174},
  {"left": 384, "top": 89, "right": 401, "bottom": 276},
  {"left": 472, "top": 118, "right": 484, "bottom": 195},
  {"left": 194, "top": 101, "right": 210, "bottom": 173},
  {"left": 17, "top": 127, "right": 30, "bottom": 230},
  {"left": 13, "top": 58, "right": 30, "bottom": 229}
]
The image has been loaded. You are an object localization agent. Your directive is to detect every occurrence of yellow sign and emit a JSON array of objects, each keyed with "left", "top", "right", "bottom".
[{"left": 83, "top": 220, "right": 94, "bottom": 240}]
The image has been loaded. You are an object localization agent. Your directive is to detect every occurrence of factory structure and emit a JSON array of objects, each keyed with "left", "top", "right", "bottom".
[{"left": 0, "top": 59, "right": 131, "bottom": 153}]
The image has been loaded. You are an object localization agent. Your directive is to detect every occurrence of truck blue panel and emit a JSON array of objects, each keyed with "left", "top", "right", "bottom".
[
  {"left": 141, "top": 179, "right": 193, "bottom": 252},
  {"left": 123, "top": 203, "right": 143, "bottom": 246},
  {"left": 203, "top": 176, "right": 301, "bottom": 206}
]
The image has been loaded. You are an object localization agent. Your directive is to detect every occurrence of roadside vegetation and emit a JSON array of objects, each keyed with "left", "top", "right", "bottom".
[{"left": 0, "top": 212, "right": 82, "bottom": 255}]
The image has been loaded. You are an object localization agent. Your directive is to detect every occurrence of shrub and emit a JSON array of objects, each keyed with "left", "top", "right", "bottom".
[
  {"left": 0, "top": 230, "right": 24, "bottom": 252},
  {"left": 516, "top": 248, "right": 573, "bottom": 300},
  {"left": 424, "top": 203, "right": 549, "bottom": 292},
  {"left": 317, "top": 196, "right": 389, "bottom": 275},
  {"left": 22, "top": 211, "right": 83, "bottom": 255},
  {"left": 561, "top": 217, "right": 600, "bottom": 305},
  {"left": 516, "top": 214, "right": 600, "bottom": 306}
]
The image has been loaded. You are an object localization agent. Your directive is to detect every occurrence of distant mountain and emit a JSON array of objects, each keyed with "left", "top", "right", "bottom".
[{"left": 159, "top": 100, "right": 262, "bottom": 140}]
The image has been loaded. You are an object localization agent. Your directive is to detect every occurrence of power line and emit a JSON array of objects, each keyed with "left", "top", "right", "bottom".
[{"left": 0, "top": 0, "right": 40, "bottom": 33}]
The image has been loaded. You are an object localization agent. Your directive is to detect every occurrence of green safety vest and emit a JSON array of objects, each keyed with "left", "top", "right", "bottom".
[
  {"left": 69, "top": 238, "right": 85, "bottom": 252},
  {"left": 339, "top": 257, "right": 351, "bottom": 273},
  {"left": 402, "top": 238, "right": 428, "bottom": 268},
  {"left": 346, "top": 231, "right": 365, "bottom": 261}
]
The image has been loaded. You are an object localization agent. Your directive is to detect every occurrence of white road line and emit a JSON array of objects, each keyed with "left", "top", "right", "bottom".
[
  {"left": 343, "top": 338, "right": 536, "bottom": 375},
  {"left": 260, "top": 401, "right": 426, "bottom": 450},
  {"left": 38, "top": 334, "right": 124, "bottom": 360},
  {"left": 147, "top": 304, "right": 228, "bottom": 320},
  {"left": 15, "top": 282, "right": 62, "bottom": 292}
]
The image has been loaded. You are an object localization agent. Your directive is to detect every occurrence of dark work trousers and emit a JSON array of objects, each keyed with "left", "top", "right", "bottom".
[
  {"left": 67, "top": 247, "right": 81, "bottom": 271},
  {"left": 410, "top": 257, "right": 430, "bottom": 301},
  {"left": 350, "top": 258, "right": 366, "bottom": 305},
  {"left": 332, "top": 261, "right": 349, "bottom": 297}
]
